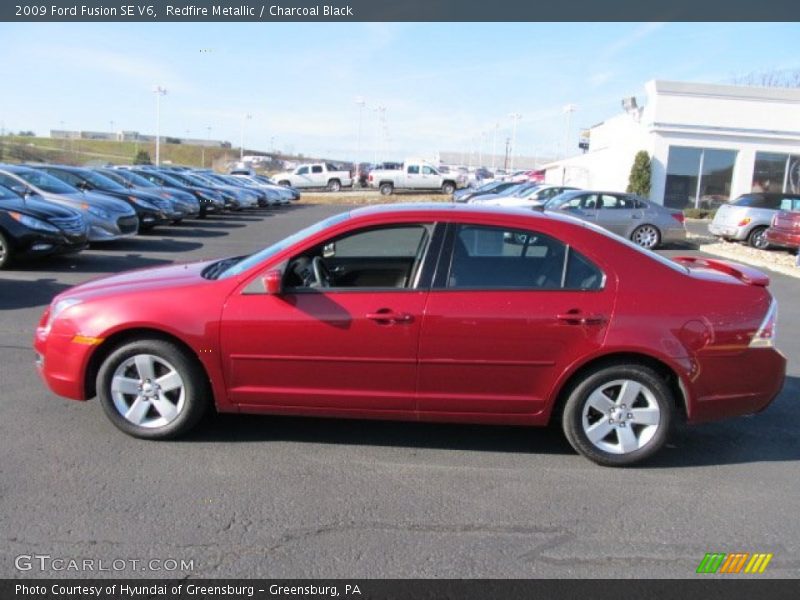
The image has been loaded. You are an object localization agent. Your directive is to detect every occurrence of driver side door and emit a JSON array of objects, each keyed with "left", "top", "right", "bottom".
[{"left": 219, "top": 222, "right": 440, "bottom": 414}]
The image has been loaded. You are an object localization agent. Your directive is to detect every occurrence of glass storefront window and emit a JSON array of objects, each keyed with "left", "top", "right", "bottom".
[
  {"left": 753, "top": 152, "right": 800, "bottom": 194},
  {"left": 664, "top": 146, "right": 736, "bottom": 209}
]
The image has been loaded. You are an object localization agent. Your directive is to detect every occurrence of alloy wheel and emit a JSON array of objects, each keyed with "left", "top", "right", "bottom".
[
  {"left": 110, "top": 354, "right": 186, "bottom": 428},
  {"left": 632, "top": 225, "right": 659, "bottom": 249}
]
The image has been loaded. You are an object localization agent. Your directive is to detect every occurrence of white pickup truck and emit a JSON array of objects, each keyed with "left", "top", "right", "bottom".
[
  {"left": 368, "top": 160, "right": 467, "bottom": 196},
  {"left": 272, "top": 163, "right": 352, "bottom": 191}
]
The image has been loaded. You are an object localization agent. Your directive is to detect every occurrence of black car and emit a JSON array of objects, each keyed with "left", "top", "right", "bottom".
[
  {"left": 0, "top": 183, "right": 88, "bottom": 269},
  {"left": 32, "top": 165, "right": 182, "bottom": 230},
  {"left": 96, "top": 168, "right": 200, "bottom": 219},
  {"left": 126, "top": 168, "right": 225, "bottom": 218},
  {"left": 453, "top": 180, "right": 518, "bottom": 203}
]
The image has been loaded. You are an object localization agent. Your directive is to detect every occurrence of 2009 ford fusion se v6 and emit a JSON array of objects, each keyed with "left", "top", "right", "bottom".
[{"left": 34, "top": 204, "right": 785, "bottom": 466}]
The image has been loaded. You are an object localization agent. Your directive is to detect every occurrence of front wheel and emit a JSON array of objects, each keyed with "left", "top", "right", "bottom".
[
  {"left": 561, "top": 364, "right": 673, "bottom": 466},
  {"left": 748, "top": 226, "right": 769, "bottom": 249},
  {"left": 631, "top": 224, "right": 661, "bottom": 249},
  {"left": 96, "top": 339, "right": 209, "bottom": 439},
  {"left": 0, "top": 231, "right": 13, "bottom": 269},
  {"left": 441, "top": 182, "right": 455, "bottom": 195}
]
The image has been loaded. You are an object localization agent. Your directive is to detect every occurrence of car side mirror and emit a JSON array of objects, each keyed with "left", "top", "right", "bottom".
[{"left": 263, "top": 270, "right": 283, "bottom": 295}]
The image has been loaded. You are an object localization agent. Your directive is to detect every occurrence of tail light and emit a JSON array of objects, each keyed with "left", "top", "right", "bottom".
[
  {"left": 368, "top": 174, "right": 373, "bottom": 182},
  {"left": 738, "top": 217, "right": 752, "bottom": 227},
  {"left": 672, "top": 212, "right": 685, "bottom": 224},
  {"left": 749, "top": 298, "right": 778, "bottom": 348}
]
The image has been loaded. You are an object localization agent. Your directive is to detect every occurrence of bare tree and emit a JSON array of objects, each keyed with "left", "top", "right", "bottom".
[{"left": 731, "top": 68, "right": 800, "bottom": 88}]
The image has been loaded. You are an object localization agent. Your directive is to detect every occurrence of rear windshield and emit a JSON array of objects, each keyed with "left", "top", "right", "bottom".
[{"left": 730, "top": 195, "right": 782, "bottom": 209}]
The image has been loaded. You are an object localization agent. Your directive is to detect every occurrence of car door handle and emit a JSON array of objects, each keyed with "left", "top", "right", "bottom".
[
  {"left": 631, "top": 213, "right": 642, "bottom": 219},
  {"left": 557, "top": 312, "right": 607, "bottom": 326},
  {"left": 366, "top": 310, "right": 414, "bottom": 324}
]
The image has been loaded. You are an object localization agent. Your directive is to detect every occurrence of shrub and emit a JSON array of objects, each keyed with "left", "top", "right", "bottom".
[{"left": 626, "top": 150, "right": 651, "bottom": 197}]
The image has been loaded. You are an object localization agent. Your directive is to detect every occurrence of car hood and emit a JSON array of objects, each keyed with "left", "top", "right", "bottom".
[
  {"left": 0, "top": 195, "right": 81, "bottom": 220},
  {"left": 79, "top": 191, "right": 136, "bottom": 214},
  {"left": 62, "top": 260, "right": 217, "bottom": 302}
]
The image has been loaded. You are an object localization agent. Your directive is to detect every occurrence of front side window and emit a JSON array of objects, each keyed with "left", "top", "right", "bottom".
[
  {"left": 297, "top": 167, "right": 309, "bottom": 175},
  {"left": 284, "top": 223, "right": 433, "bottom": 290},
  {"left": 447, "top": 225, "right": 603, "bottom": 290},
  {"left": 422, "top": 166, "right": 436, "bottom": 175}
]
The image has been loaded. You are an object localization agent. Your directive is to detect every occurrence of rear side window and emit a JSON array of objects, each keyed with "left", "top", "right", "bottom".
[
  {"left": 311, "top": 166, "right": 323, "bottom": 174},
  {"left": 447, "top": 225, "right": 603, "bottom": 290}
]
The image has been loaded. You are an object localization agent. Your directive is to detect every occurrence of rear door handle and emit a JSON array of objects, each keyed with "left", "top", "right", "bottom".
[
  {"left": 557, "top": 312, "right": 607, "bottom": 326},
  {"left": 366, "top": 310, "right": 414, "bottom": 324}
]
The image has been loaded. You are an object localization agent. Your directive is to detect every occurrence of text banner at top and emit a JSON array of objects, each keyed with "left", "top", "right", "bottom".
[{"left": 3, "top": 0, "right": 800, "bottom": 22}]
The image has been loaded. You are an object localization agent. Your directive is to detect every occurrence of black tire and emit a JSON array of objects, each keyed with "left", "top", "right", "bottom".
[
  {"left": 327, "top": 179, "right": 341, "bottom": 192},
  {"left": 96, "top": 339, "right": 210, "bottom": 440},
  {"left": 379, "top": 183, "right": 393, "bottom": 196},
  {"left": 561, "top": 363, "right": 674, "bottom": 467},
  {"left": 0, "top": 230, "right": 12, "bottom": 269},
  {"left": 278, "top": 180, "right": 291, "bottom": 187},
  {"left": 747, "top": 226, "right": 769, "bottom": 249},
  {"left": 441, "top": 182, "right": 456, "bottom": 195}
]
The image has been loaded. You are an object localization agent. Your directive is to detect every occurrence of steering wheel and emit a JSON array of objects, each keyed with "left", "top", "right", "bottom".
[{"left": 312, "top": 256, "right": 332, "bottom": 288}]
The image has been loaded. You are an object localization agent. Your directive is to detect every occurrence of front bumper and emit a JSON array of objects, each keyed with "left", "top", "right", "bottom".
[
  {"left": 34, "top": 326, "right": 95, "bottom": 400},
  {"left": 87, "top": 214, "right": 139, "bottom": 242}
]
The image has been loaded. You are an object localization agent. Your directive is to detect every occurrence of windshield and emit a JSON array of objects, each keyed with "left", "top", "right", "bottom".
[
  {"left": 79, "top": 170, "right": 128, "bottom": 192},
  {"left": 218, "top": 211, "right": 351, "bottom": 280},
  {"left": 0, "top": 183, "right": 20, "bottom": 200},
  {"left": 545, "top": 192, "right": 581, "bottom": 209},
  {"left": 13, "top": 169, "right": 78, "bottom": 194},
  {"left": 102, "top": 169, "right": 157, "bottom": 188}
]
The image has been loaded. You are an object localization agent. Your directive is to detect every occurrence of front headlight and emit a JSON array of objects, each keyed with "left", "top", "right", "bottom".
[
  {"left": 9, "top": 212, "right": 60, "bottom": 233},
  {"left": 128, "top": 195, "right": 158, "bottom": 211},
  {"left": 86, "top": 206, "right": 110, "bottom": 219},
  {"left": 43, "top": 298, "right": 83, "bottom": 334}
]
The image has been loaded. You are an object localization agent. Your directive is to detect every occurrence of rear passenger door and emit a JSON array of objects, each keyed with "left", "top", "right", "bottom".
[
  {"left": 417, "top": 223, "right": 615, "bottom": 419},
  {"left": 594, "top": 194, "right": 638, "bottom": 236}
]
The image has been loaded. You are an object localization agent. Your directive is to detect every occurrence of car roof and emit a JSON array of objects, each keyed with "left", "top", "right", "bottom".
[{"left": 349, "top": 202, "right": 588, "bottom": 226}]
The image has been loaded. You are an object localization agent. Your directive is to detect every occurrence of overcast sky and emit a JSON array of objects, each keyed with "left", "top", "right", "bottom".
[{"left": 1, "top": 22, "right": 798, "bottom": 162}]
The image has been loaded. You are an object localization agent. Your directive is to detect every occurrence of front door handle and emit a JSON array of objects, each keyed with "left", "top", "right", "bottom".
[
  {"left": 366, "top": 310, "right": 414, "bottom": 324},
  {"left": 557, "top": 312, "right": 608, "bottom": 326}
]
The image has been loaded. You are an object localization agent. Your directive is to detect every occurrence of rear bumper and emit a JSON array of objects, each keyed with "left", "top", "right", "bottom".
[
  {"left": 687, "top": 347, "right": 786, "bottom": 423},
  {"left": 765, "top": 228, "right": 800, "bottom": 249},
  {"left": 708, "top": 222, "right": 748, "bottom": 240},
  {"left": 662, "top": 227, "right": 687, "bottom": 244}
]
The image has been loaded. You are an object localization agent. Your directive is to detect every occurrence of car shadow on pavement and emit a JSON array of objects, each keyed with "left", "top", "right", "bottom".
[
  {"left": 186, "top": 413, "right": 574, "bottom": 456},
  {"left": 88, "top": 238, "right": 204, "bottom": 253},
  {"left": 0, "top": 277, "right": 73, "bottom": 309},
  {"left": 40, "top": 253, "right": 173, "bottom": 274},
  {"left": 648, "top": 375, "right": 800, "bottom": 468},
  {"left": 142, "top": 227, "right": 230, "bottom": 239}
]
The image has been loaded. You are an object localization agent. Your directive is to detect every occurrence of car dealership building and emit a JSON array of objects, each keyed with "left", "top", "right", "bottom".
[{"left": 543, "top": 80, "right": 800, "bottom": 208}]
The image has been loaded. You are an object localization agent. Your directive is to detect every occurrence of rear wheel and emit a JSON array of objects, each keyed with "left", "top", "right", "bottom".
[
  {"left": 379, "top": 183, "right": 394, "bottom": 196},
  {"left": 327, "top": 179, "right": 341, "bottom": 192},
  {"left": 631, "top": 224, "right": 661, "bottom": 249},
  {"left": 748, "top": 226, "right": 769, "bottom": 249},
  {"left": 96, "top": 339, "right": 209, "bottom": 440},
  {"left": 562, "top": 364, "right": 673, "bottom": 466},
  {"left": 0, "top": 231, "right": 13, "bottom": 269},
  {"left": 441, "top": 182, "right": 456, "bottom": 195}
]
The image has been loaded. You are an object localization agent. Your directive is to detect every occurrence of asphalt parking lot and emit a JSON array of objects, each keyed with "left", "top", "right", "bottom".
[{"left": 1, "top": 204, "right": 798, "bottom": 579}]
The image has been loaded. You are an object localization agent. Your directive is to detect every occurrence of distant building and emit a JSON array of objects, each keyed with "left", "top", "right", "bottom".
[
  {"left": 542, "top": 80, "right": 800, "bottom": 207},
  {"left": 50, "top": 129, "right": 229, "bottom": 148}
]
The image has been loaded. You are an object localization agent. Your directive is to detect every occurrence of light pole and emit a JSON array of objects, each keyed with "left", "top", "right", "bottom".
[
  {"left": 508, "top": 112, "right": 522, "bottom": 171},
  {"left": 491, "top": 122, "right": 499, "bottom": 170},
  {"left": 202, "top": 126, "right": 211, "bottom": 168},
  {"left": 109, "top": 120, "right": 115, "bottom": 139},
  {"left": 354, "top": 96, "right": 365, "bottom": 171},
  {"left": 240, "top": 113, "right": 252, "bottom": 160},
  {"left": 152, "top": 85, "right": 167, "bottom": 166},
  {"left": 372, "top": 105, "right": 384, "bottom": 164},
  {"left": 562, "top": 104, "right": 577, "bottom": 158}
]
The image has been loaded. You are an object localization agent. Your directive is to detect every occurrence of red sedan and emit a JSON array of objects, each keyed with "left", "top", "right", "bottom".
[{"left": 34, "top": 204, "right": 785, "bottom": 466}]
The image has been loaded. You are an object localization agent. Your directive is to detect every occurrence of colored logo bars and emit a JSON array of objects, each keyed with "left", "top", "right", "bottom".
[{"left": 696, "top": 552, "right": 773, "bottom": 574}]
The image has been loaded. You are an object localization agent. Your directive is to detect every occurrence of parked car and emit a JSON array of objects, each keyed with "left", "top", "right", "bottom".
[
  {"left": 369, "top": 159, "right": 467, "bottom": 195},
  {"left": 0, "top": 165, "right": 138, "bottom": 242},
  {"left": 454, "top": 180, "right": 522, "bottom": 203},
  {"left": 708, "top": 193, "right": 800, "bottom": 249},
  {"left": 34, "top": 204, "right": 784, "bottom": 466},
  {"left": 0, "top": 183, "right": 88, "bottom": 269},
  {"left": 251, "top": 175, "right": 301, "bottom": 201},
  {"left": 32, "top": 165, "right": 179, "bottom": 230},
  {"left": 765, "top": 200, "right": 800, "bottom": 251},
  {"left": 472, "top": 185, "right": 580, "bottom": 208},
  {"left": 468, "top": 182, "right": 540, "bottom": 203},
  {"left": 544, "top": 190, "right": 686, "bottom": 249},
  {"left": 189, "top": 172, "right": 266, "bottom": 208},
  {"left": 127, "top": 168, "right": 225, "bottom": 217},
  {"left": 228, "top": 174, "right": 293, "bottom": 205},
  {"left": 272, "top": 163, "right": 353, "bottom": 191},
  {"left": 94, "top": 168, "right": 201, "bottom": 219}
]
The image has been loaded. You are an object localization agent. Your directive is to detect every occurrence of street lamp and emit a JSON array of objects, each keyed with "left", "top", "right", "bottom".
[
  {"left": 354, "top": 96, "right": 365, "bottom": 172},
  {"left": 202, "top": 126, "right": 211, "bottom": 168},
  {"left": 508, "top": 112, "right": 522, "bottom": 171},
  {"left": 562, "top": 104, "right": 577, "bottom": 158},
  {"left": 491, "top": 122, "right": 499, "bottom": 170},
  {"left": 152, "top": 85, "right": 167, "bottom": 166},
  {"left": 240, "top": 113, "right": 252, "bottom": 160}
]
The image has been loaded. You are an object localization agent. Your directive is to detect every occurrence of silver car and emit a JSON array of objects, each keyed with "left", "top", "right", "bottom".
[
  {"left": 0, "top": 166, "right": 138, "bottom": 242},
  {"left": 709, "top": 193, "right": 793, "bottom": 249},
  {"left": 544, "top": 190, "right": 686, "bottom": 249}
]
